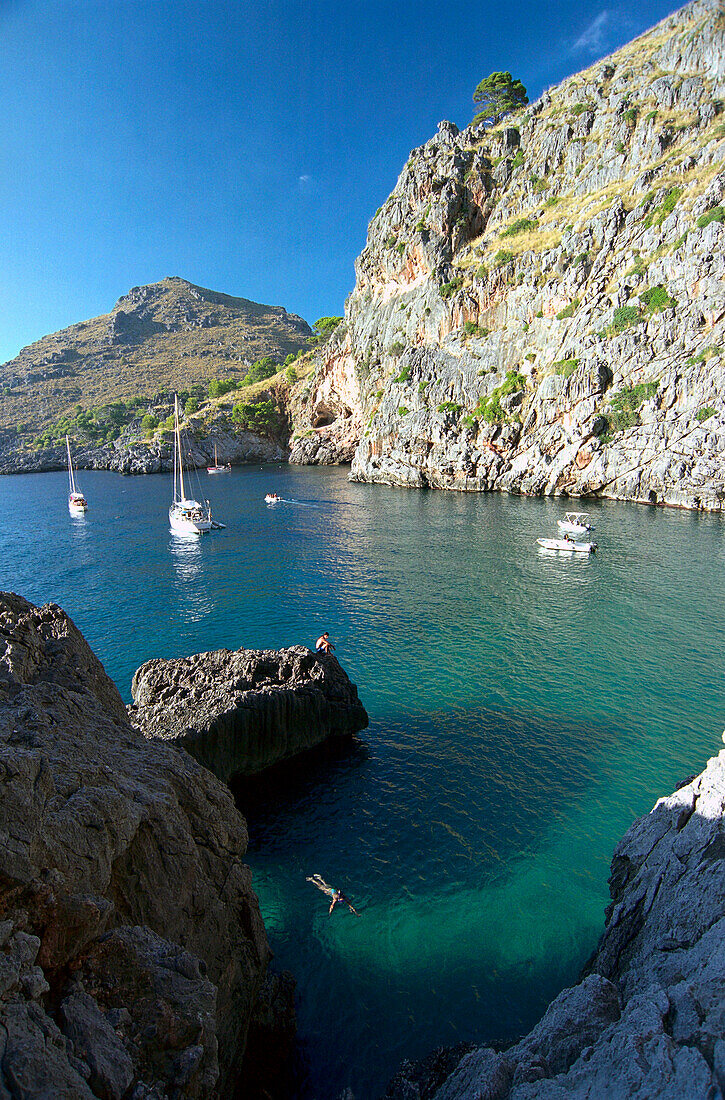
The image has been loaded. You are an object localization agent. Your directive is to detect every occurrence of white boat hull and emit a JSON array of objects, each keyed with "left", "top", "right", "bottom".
[
  {"left": 207, "top": 466, "right": 230, "bottom": 474},
  {"left": 169, "top": 503, "right": 213, "bottom": 536},
  {"left": 538, "top": 538, "right": 597, "bottom": 553},
  {"left": 557, "top": 520, "right": 592, "bottom": 537},
  {"left": 69, "top": 501, "right": 87, "bottom": 515}
]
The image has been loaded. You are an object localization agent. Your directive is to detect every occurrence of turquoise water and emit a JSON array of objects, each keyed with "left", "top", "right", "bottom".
[{"left": 1, "top": 465, "right": 724, "bottom": 1098}]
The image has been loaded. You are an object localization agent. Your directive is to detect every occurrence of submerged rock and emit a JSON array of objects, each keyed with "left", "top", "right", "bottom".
[
  {"left": 386, "top": 743, "right": 725, "bottom": 1099},
  {"left": 129, "top": 644, "right": 369, "bottom": 782},
  {"left": 0, "top": 592, "right": 272, "bottom": 1097}
]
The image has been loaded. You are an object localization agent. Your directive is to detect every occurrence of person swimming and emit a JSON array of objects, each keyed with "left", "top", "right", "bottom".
[{"left": 306, "top": 874, "right": 358, "bottom": 915}]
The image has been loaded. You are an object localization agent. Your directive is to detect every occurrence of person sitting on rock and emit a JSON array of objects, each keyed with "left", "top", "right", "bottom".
[
  {"left": 315, "top": 632, "right": 335, "bottom": 654},
  {"left": 306, "top": 874, "right": 358, "bottom": 915}
]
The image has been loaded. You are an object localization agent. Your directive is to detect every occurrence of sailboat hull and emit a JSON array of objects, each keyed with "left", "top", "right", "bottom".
[{"left": 169, "top": 503, "right": 212, "bottom": 535}]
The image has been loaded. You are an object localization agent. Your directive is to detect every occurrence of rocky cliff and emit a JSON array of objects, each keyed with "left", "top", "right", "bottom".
[
  {"left": 291, "top": 0, "right": 725, "bottom": 511},
  {"left": 386, "top": 737, "right": 725, "bottom": 1099},
  {"left": 0, "top": 593, "right": 275, "bottom": 1098},
  {"left": 129, "top": 645, "right": 369, "bottom": 782}
]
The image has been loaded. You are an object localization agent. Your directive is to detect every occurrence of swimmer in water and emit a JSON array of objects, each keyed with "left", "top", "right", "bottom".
[{"left": 306, "top": 874, "right": 358, "bottom": 915}]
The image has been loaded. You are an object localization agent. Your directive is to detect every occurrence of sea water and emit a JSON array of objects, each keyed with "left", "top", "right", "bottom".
[{"left": 1, "top": 465, "right": 723, "bottom": 1098}]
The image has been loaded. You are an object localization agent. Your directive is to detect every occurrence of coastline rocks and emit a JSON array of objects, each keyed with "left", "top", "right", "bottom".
[
  {"left": 0, "top": 425, "right": 287, "bottom": 476},
  {"left": 388, "top": 743, "right": 725, "bottom": 1100},
  {"left": 129, "top": 645, "right": 369, "bottom": 782},
  {"left": 0, "top": 592, "right": 271, "bottom": 1097}
]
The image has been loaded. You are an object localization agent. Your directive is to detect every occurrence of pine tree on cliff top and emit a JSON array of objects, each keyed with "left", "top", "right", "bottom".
[{"left": 472, "top": 72, "right": 528, "bottom": 126}]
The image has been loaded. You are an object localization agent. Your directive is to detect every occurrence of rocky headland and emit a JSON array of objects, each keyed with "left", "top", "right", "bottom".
[
  {"left": 129, "top": 645, "right": 369, "bottom": 783},
  {"left": 385, "top": 741, "right": 725, "bottom": 1099},
  {"left": 0, "top": 592, "right": 294, "bottom": 1098},
  {"left": 291, "top": 0, "right": 725, "bottom": 511}
]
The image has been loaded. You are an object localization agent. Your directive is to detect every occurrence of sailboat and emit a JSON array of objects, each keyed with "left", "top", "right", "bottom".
[
  {"left": 66, "top": 436, "right": 88, "bottom": 514},
  {"left": 169, "top": 396, "right": 216, "bottom": 535},
  {"left": 207, "top": 442, "right": 231, "bottom": 474}
]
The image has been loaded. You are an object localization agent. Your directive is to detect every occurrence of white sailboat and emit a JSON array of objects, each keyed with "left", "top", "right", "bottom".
[
  {"left": 207, "top": 442, "right": 231, "bottom": 473},
  {"left": 169, "top": 396, "right": 215, "bottom": 535},
  {"left": 66, "top": 436, "right": 88, "bottom": 514}
]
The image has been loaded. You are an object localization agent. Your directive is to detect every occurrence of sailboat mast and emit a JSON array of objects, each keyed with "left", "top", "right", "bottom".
[
  {"left": 175, "top": 396, "right": 186, "bottom": 501},
  {"left": 172, "top": 398, "right": 178, "bottom": 503},
  {"left": 66, "top": 435, "right": 75, "bottom": 494}
]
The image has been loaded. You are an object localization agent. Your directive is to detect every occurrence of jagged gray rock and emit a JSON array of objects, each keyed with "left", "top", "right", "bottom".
[
  {"left": 387, "top": 741, "right": 725, "bottom": 1100},
  {"left": 129, "top": 644, "right": 369, "bottom": 781},
  {"left": 0, "top": 591, "right": 271, "bottom": 1098},
  {"left": 292, "top": 0, "right": 725, "bottom": 511}
]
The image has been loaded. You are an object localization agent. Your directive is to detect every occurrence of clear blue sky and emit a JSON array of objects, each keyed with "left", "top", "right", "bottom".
[{"left": 1, "top": 0, "right": 680, "bottom": 363}]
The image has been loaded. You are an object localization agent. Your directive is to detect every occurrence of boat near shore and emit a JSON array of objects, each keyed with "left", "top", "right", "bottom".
[
  {"left": 66, "top": 436, "right": 88, "bottom": 515},
  {"left": 557, "top": 511, "right": 594, "bottom": 538},
  {"left": 169, "top": 396, "right": 218, "bottom": 535},
  {"left": 537, "top": 536, "right": 597, "bottom": 553}
]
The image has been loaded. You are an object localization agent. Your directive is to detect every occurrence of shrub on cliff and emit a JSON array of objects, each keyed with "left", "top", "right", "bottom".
[
  {"left": 640, "top": 285, "right": 677, "bottom": 312},
  {"left": 500, "top": 218, "right": 536, "bottom": 238},
  {"left": 472, "top": 71, "right": 528, "bottom": 127},
  {"left": 602, "top": 380, "right": 660, "bottom": 434},
  {"left": 696, "top": 205, "right": 724, "bottom": 229},
  {"left": 232, "top": 396, "right": 282, "bottom": 436},
  {"left": 241, "top": 356, "right": 278, "bottom": 386},
  {"left": 439, "top": 277, "right": 464, "bottom": 299}
]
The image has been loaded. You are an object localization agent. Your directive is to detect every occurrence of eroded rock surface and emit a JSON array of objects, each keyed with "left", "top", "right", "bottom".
[
  {"left": 293, "top": 0, "right": 725, "bottom": 511},
  {"left": 0, "top": 591, "right": 271, "bottom": 1097},
  {"left": 129, "top": 645, "right": 369, "bottom": 782},
  {"left": 387, "top": 745, "right": 725, "bottom": 1099}
]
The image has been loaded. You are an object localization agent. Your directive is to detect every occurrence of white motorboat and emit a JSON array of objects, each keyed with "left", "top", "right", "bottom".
[
  {"left": 66, "top": 436, "right": 88, "bottom": 514},
  {"left": 265, "top": 493, "right": 281, "bottom": 504},
  {"left": 537, "top": 537, "right": 597, "bottom": 553},
  {"left": 557, "top": 511, "right": 594, "bottom": 538},
  {"left": 169, "top": 396, "right": 216, "bottom": 535},
  {"left": 207, "top": 443, "right": 231, "bottom": 474}
]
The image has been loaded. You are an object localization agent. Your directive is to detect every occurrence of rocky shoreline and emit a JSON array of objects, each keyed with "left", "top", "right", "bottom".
[
  {"left": 0, "top": 593, "right": 361, "bottom": 1099},
  {"left": 385, "top": 739, "right": 725, "bottom": 1100}
]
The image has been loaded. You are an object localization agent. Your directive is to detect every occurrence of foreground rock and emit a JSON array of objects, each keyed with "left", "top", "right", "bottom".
[
  {"left": 0, "top": 592, "right": 272, "bottom": 1097},
  {"left": 129, "top": 645, "right": 369, "bottom": 782},
  {"left": 387, "top": 742, "right": 725, "bottom": 1099}
]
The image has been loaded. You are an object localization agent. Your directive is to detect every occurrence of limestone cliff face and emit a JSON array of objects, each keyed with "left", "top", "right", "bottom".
[
  {"left": 292, "top": 0, "right": 725, "bottom": 510},
  {"left": 386, "top": 740, "right": 725, "bottom": 1099}
]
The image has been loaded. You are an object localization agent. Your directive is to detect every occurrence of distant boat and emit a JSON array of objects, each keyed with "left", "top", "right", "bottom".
[
  {"left": 537, "top": 537, "right": 597, "bottom": 553},
  {"left": 557, "top": 511, "right": 594, "bottom": 538},
  {"left": 265, "top": 493, "right": 281, "bottom": 504},
  {"left": 207, "top": 443, "right": 231, "bottom": 474},
  {"left": 169, "top": 396, "right": 216, "bottom": 535},
  {"left": 66, "top": 436, "right": 88, "bottom": 515}
]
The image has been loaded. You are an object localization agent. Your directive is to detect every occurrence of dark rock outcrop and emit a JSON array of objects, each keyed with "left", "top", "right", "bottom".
[
  {"left": 387, "top": 739, "right": 725, "bottom": 1099},
  {"left": 0, "top": 592, "right": 272, "bottom": 1097},
  {"left": 129, "top": 645, "right": 369, "bottom": 782}
]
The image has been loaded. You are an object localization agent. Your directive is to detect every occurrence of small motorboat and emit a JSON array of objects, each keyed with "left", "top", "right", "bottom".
[
  {"left": 557, "top": 511, "right": 594, "bottom": 538},
  {"left": 265, "top": 493, "right": 281, "bottom": 504},
  {"left": 537, "top": 537, "right": 597, "bottom": 553}
]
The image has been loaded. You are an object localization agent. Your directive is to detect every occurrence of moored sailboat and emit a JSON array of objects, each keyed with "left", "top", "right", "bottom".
[
  {"left": 169, "top": 397, "right": 216, "bottom": 535},
  {"left": 66, "top": 436, "right": 88, "bottom": 514},
  {"left": 207, "top": 442, "right": 231, "bottom": 473}
]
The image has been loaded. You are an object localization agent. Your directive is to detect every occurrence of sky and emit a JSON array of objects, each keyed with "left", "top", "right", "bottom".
[{"left": 0, "top": 0, "right": 682, "bottom": 363}]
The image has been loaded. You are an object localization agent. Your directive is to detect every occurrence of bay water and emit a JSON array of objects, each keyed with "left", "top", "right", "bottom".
[{"left": 1, "top": 465, "right": 723, "bottom": 1098}]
